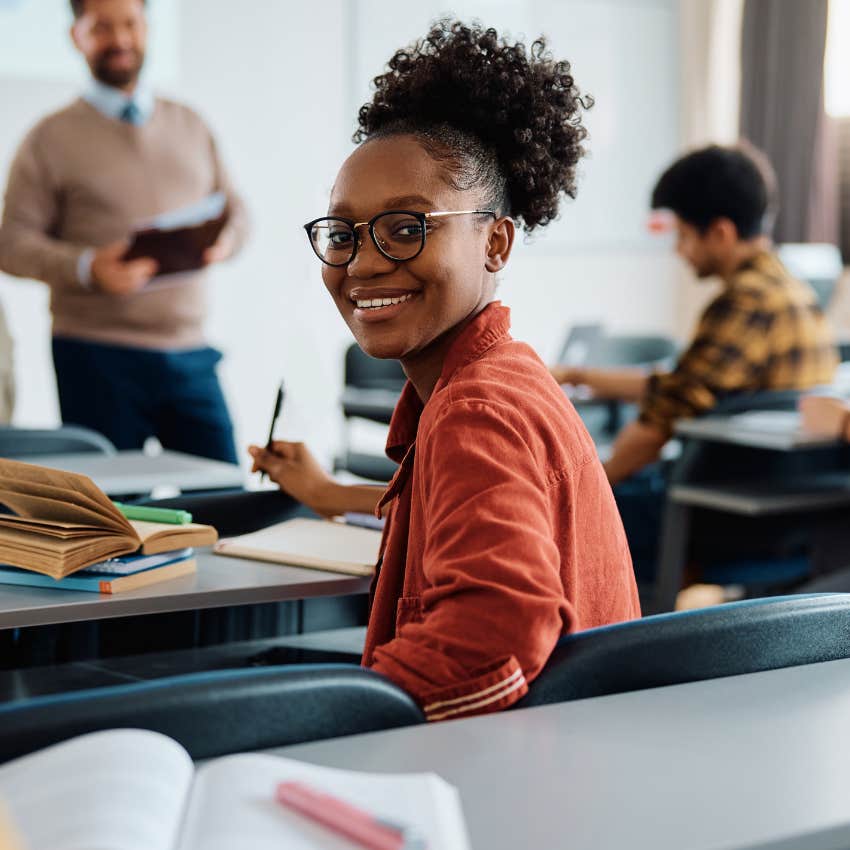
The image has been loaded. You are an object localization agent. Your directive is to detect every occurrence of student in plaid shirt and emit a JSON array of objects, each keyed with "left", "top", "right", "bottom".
[{"left": 551, "top": 144, "right": 838, "bottom": 580}]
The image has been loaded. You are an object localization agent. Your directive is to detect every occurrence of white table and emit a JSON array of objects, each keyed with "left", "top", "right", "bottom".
[
  {"left": 276, "top": 658, "right": 850, "bottom": 850},
  {"left": 0, "top": 548, "right": 370, "bottom": 628},
  {"left": 11, "top": 449, "right": 244, "bottom": 495},
  {"left": 674, "top": 411, "right": 839, "bottom": 451}
]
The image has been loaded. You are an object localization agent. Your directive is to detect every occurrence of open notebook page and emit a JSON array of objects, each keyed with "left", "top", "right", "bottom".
[
  {"left": 0, "top": 729, "right": 193, "bottom": 850},
  {"left": 177, "top": 752, "right": 470, "bottom": 850}
]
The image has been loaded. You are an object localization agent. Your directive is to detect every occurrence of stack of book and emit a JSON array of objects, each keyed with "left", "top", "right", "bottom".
[{"left": 0, "top": 459, "right": 218, "bottom": 593}]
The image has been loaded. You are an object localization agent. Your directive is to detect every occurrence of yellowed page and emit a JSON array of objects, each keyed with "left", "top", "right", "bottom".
[
  {"left": 0, "top": 459, "right": 133, "bottom": 533},
  {"left": 131, "top": 520, "right": 218, "bottom": 554}
]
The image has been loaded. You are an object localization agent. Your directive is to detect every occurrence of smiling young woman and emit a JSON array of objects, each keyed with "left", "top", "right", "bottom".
[{"left": 250, "top": 20, "right": 640, "bottom": 719}]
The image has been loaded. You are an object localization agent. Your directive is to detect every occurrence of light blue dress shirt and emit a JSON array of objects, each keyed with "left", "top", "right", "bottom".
[
  {"left": 82, "top": 78, "right": 155, "bottom": 124},
  {"left": 77, "top": 80, "right": 156, "bottom": 285}
]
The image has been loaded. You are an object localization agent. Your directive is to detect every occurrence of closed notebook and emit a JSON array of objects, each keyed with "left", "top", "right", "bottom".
[
  {"left": 214, "top": 517, "right": 381, "bottom": 576},
  {"left": 0, "top": 549, "right": 196, "bottom": 594},
  {"left": 0, "top": 459, "right": 217, "bottom": 579},
  {"left": 123, "top": 192, "right": 229, "bottom": 275},
  {"left": 0, "top": 728, "right": 470, "bottom": 850}
]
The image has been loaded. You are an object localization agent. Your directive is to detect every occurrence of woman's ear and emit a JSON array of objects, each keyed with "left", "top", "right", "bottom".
[{"left": 484, "top": 217, "right": 516, "bottom": 273}]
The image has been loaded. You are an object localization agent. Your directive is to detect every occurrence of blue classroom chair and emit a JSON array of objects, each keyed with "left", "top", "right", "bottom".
[
  {"left": 518, "top": 593, "right": 850, "bottom": 708},
  {"left": 0, "top": 664, "right": 424, "bottom": 764}
]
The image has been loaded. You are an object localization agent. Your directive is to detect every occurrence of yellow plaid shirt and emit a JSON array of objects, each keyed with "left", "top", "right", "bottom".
[{"left": 639, "top": 251, "right": 838, "bottom": 437}]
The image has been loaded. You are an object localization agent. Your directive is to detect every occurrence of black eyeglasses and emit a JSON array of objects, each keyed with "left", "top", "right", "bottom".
[{"left": 303, "top": 209, "right": 497, "bottom": 267}]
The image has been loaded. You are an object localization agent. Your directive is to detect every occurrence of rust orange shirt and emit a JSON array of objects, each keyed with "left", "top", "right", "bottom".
[{"left": 363, "top": 302, "right": 639, "bottom": 720}]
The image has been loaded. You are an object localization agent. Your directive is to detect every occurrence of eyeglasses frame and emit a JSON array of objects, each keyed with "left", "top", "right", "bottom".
[{"left": 303, "top": 209, "right": 498, "bottom": 267}]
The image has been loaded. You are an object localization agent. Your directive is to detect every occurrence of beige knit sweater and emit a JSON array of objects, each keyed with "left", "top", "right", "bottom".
[{"left": 0, "top": 97, "right": 249, "bottom": 349}]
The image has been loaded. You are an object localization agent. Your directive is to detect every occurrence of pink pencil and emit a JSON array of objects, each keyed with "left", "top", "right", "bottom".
[{"left": 275, "top": 781, "right": 426, "bottom": 850}]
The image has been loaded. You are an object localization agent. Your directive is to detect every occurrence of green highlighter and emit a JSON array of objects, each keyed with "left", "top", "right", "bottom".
[{"left": 113, "top": 502, "right": 193, "bottom": 525}]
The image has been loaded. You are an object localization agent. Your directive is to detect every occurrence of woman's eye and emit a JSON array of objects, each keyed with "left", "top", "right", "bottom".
[
  {"left": 328, "top": 230, "right": 353, "bottom": 246},
  {"left": 391, "top": 223, "right": 423, "bottom": 239}
]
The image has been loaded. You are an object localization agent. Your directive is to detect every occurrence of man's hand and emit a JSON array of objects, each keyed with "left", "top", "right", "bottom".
[
  {"left": 550, "top": 365, "right": 584, "bottom": 385},
  {"left": 203, "top": 230, "right": 235, "bottom": 265},
  {"left": 800, "top": 395, "right": 850, "bottom": 440},
  {"left": 91, "top": 241, "right": 158, "bottom": 295}
]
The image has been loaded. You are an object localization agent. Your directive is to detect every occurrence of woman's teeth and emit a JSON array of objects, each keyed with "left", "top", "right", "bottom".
[{"left": 355, "top": 293, "right": 414, "bottom": 309}]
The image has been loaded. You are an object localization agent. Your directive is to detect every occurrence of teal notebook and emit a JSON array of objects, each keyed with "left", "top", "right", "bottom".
[{"left": 0, "top": 549, "right": 194, "bottom": 593}]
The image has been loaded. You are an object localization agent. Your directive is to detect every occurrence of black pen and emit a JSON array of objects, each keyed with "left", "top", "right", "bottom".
[{"left": 260, "top": 380, "right": 286, "bottom": 483}]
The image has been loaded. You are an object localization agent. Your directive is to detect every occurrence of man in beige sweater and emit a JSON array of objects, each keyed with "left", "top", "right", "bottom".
[{"left": 0, "top": 0, "right": 249, "bottom": 462}]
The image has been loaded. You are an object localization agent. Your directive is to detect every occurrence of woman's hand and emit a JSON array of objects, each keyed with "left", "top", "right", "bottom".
[
  {"left": 800, "top": 395, "right": 850, "bottom": 440},
  {"left": 248, "top": 441, "right": 338, "bottom": 516}
]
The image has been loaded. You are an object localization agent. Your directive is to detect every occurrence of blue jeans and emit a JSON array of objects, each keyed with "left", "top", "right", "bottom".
[
  {"left": 612, "top": 465, "right": 668, "bottom": 583},
  {"left": 52, "top": 337, "right": 237, "bottom": 464}
]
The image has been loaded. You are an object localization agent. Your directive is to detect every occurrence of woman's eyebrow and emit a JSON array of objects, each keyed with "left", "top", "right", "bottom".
[
  {"left": 383, "top": 194, "right": 434, "bottom": 208},
  {"left": 328, "top": 195, "right": 435, "bottom": 217}
]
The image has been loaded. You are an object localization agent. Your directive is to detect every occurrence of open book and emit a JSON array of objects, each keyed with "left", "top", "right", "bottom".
[
  {"left": 214, "top": 517, "right": 381, "bottom": 576},
  {"left": 0, "top": 729, "right": 470, "bottom": 850},
  {"left": 0, "top": 459, "right": 217, "bottom": 579}
]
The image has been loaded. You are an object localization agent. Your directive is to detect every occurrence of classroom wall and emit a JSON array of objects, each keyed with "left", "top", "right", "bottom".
[{"left": 0, "top": 0, "right": 685, "bottom": 471}]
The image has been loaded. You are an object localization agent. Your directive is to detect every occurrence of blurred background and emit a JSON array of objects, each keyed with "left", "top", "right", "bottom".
[{"left": 0, "top": 0, "right": 847, "bottom": 470}]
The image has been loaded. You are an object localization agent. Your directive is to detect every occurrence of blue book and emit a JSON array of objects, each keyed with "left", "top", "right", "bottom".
[{"left": 0, "top": 549, "right": 196, "bottom": 594}]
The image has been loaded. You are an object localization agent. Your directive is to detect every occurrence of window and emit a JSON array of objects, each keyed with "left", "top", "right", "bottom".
[{"left": 825, "top": 0, "right": 850, "bottom": 117}]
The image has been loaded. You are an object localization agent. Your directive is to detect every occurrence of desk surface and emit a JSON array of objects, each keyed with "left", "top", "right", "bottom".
[
  {"left": 11, "top": 449, "right": 244, "bottom": 495},
  {"left": 670, "top": 472, "right": 850, "bottom": 515},
  {"left": 675, "top": 411, "right": 839, "bottom": 451},
  {"left": 277, "top": 658, "right": 850, "bottom": 850},
  {"left": 0, "top": 549, "right": 370, "bottom": 629}
]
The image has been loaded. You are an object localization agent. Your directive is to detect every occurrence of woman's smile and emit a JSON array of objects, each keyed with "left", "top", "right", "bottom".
[{"left": 347, "top": 286, "right": 422, "bottom": 322}]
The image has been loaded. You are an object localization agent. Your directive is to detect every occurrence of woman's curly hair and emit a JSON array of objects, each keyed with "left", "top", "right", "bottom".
[{"left": 354, "top": 19, "right": 592, "bottom": 232}]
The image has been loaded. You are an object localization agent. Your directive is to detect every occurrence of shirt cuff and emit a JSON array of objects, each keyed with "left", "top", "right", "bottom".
[{"left": 76, "top": 248, "right": 95, "bottom": 289}]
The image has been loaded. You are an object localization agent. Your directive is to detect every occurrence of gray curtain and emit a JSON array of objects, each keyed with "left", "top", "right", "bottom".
[{"left": 740, "top": 0, "right": 835, "bottom": 244}]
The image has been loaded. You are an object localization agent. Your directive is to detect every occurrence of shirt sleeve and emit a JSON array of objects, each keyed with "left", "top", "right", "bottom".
[
  {"left": 0, "top": 128, "right": 88, "bottom": 290},
  {"left": 639, "top": 289, "right": 771, "bottom": 436},
  {"left": 370, "top": 399, "right": 574, "bottom": 721}
]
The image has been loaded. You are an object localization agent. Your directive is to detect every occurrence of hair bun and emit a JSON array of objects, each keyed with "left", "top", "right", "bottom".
[{"left": 355, "top": 19, "right": 592, "bottom": 231}]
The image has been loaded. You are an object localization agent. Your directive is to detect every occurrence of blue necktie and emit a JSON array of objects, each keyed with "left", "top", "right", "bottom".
[{"left": 120, "top": 100, "right": 142, "bottom": 125}]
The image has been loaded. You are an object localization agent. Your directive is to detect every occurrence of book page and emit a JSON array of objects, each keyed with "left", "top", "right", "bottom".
[
  {"left": 0, "top": 460, "right": 133, "bottom": 533},
  {"left": 178, "top": 753, "right": 469, "bottom": 850},
  {"left": 0, "top": 730, "right": 194, "bottom": 850}
]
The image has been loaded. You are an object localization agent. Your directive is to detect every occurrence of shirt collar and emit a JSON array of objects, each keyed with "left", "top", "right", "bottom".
[
  {"left": 83, "top": 78, "right": 155, "bottom": 124},
  {"left": 384, "top": 301, "right": 512, "bottom": 461},
  {"left": 729, "top": 250, "right": 781, "bottom": 287}
]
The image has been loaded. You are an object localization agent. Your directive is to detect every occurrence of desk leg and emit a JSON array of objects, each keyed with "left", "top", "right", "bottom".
[
  {"left": 811, "top": 512, "right": 850, "bottom": 577},
  {"left": 652, "top": 502, "right": 692, "bottom": 614}
]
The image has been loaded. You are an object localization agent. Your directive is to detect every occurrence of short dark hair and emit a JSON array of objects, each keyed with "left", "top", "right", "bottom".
[
  {"left": 651, "top": 143, "right": 778, "bottom": 239},
  {"left": 70, "top": 0, "right": 146, "bottom": 17}
]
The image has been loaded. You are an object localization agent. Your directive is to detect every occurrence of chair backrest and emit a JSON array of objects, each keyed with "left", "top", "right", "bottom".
[
  {"left": 0, "top": 425, "right": 116, "bottom": 458},
  {"left": 344, "top": 344, "right": 406, "bottom": 391},
  {"left": 777, "top": 242, "right": 843, "bottom": 309},
  {"left": 518, "top": 593, "right": 850, "bottom": 708},
  {"left": 0, "top": 664, "right": 425, "bottom": 764}
]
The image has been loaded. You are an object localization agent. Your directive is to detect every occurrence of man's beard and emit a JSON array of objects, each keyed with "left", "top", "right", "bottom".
[{"left": 91, "top": 48, "right": 144, "bottom": 88}]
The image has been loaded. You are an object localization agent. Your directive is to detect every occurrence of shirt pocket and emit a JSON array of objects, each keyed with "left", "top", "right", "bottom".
[{"left": 395, "top": 595, "right": 424, "bottom": 634}]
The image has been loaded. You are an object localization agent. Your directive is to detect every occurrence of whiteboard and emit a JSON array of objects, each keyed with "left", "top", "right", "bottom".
[
  {"left": 0, "top": 0, "right": 180, "bottom": 84},
  {"left": 348, "top": 0, "right": 680, "bottom": 251}
]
